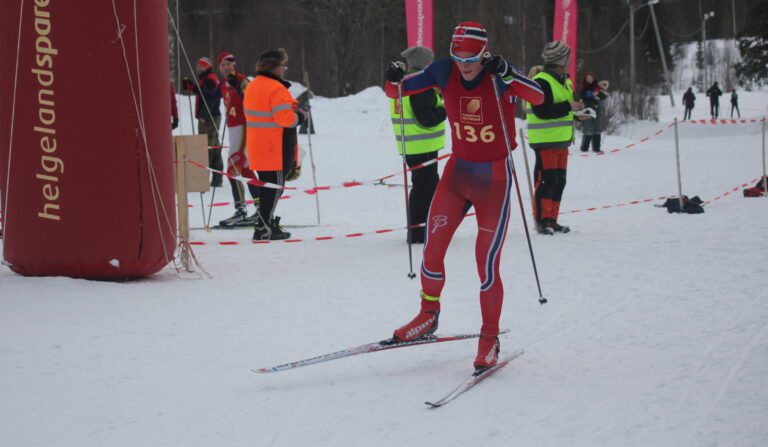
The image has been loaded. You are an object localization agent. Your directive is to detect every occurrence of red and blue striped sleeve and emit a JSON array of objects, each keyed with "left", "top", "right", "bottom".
[{"left": 503, "top": 70, "right": 544, "bottom": 105}]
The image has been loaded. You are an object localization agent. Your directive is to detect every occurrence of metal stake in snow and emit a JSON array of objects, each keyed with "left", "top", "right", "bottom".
[
  {"left": 762, "top": 117, "right": 767, "bottom": 197},
  {"left": 396, "top": 72, "right": 417, "bottom": 279},
  {"left": 303, "top": 70, "right": 322, "bottom": 224},
  {"left": 674, "top": 118, "right": 684, "bottom": 210},
  {"left": 490, "top": 70, "right": 547, "bottom": 305}
]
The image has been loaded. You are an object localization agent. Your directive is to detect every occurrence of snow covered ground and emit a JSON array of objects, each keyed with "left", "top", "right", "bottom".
[{"left": 2, "top": 86, "right": 767, "bottom": 447}]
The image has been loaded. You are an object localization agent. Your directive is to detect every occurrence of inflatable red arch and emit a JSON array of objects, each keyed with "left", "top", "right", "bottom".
[{"left": 0, "top": 0, "right": 176, "bottom": 279}]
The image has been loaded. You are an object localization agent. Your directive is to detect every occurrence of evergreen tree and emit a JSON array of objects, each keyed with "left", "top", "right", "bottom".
[{"left": 735, "top": 2, "right": 768, "bottom": 86}]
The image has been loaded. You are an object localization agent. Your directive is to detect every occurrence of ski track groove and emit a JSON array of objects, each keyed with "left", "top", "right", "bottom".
[{"left": 682, "top": 308, "right": 768, "bottom": 444}]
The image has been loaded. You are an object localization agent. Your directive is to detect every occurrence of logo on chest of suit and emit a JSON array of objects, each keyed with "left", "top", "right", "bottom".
[{"left": 460, "top": 97, "right": 483, "bottom": 124}]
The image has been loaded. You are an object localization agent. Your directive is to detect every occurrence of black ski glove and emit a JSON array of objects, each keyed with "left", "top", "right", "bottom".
[
  {"left": 385, "top": 61, "right": 406, "bottom": 83},
  {"left": 227, "top": 74, "right": 239, "bottom": 88},
  {"left": 172, "top": 117, "right": 179, "bottom": 130},
  {"left": 482, "top": 55, "right": 509, "bottom": 77}
]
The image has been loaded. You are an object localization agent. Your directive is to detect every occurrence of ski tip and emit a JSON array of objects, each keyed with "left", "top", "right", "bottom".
[
  {"left": 252, "top": 368, "right": 273, "bottom": 374},
  {"left": 425, "top": 401, "right": 442, "bottom": 408}
]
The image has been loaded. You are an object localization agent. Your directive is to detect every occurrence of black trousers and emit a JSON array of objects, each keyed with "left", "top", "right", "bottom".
[
  {"left": 710, "top": 101, "right": 719, "bottom": 119},
  {"left": 683, "top": 106, "right": 693, "bottom": 120},
  {"left": 230, "top": 178, "right": 260, "bottom": 209},
  {"left": 406, "top": 152, "right": 440, "bottom": 242},
  {"left": 255, "top": 171, "right": 284, "bottom": 225}
]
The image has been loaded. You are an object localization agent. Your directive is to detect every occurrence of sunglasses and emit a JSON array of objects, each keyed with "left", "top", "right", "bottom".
[{"left": 450, "top": 49, "right": 486, "bottom": 64}]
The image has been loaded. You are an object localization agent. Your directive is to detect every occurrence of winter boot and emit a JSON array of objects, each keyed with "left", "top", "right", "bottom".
[
  {"left": 473, "top": 336, "right": 500, "bottom": 373},
  {"left": 392, "top": 292, "right": 440, "bottom": 341},
  {"left": 252, "top": 221, "right": 272, "bottom": 241},
  {"left": 580, "top": 134, "right": 592, "bottom": 152},
  {"left": 592, "top": 134, "right": 602, "bottom": 153},
  {"left": 536, "top": 220, "right": 554, "bottom": 235},
  {"left": 547, "top": 218, "right": 570, "bottom": 233},
  {"left": 219, "top": 206, "right": 248, "bottom": 227},
  {"left": 268, "top": 216, "right": 291, "bottom": 240}
]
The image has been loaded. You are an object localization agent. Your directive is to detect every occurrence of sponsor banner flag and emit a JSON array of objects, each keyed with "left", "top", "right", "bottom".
[
  {"left": 405, "top": 0, "right": 433, "bottom": 50},
  {"left": 553, "top": 0, "right": 578, "bottom": 82}
]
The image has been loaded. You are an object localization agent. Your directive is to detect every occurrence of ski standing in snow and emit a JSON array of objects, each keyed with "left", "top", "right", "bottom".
[{"left": 384, "top": 21, "right": 544, "bottom": 374}]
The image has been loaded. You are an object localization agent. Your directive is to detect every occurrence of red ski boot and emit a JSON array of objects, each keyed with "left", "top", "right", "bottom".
[
  {"left": 392, "top": 292, "right": 440, "bottom": 341},
  {"left": 473, "top": 336, "right": 500, "bottom": 373}
]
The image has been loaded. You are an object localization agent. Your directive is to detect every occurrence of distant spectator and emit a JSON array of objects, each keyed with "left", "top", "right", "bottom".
[
  {"left": 682, "top": 87, "right": 695, "bottom": 121},
  {"left": 706, "top": 82, "right": 722, "bottom": 119},
  {"left": 195, "top": 56, "right": 224, "bottom": 187},
  {"left": 578, "top": 72, "right": 608, "bottom": 153},
  {"left": 216, "top": 51, "right": 261, "bottom": 228},
  {"left": 730, "top": 89, "right": 740, "bottom": 118}
]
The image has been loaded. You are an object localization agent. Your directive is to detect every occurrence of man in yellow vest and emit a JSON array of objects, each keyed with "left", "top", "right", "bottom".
[
  {"left": 526, "top": 41, "right": 585, "bottom": 235},
  {"left": 390, "top": 46, "right": 446, "bottom": 243}
]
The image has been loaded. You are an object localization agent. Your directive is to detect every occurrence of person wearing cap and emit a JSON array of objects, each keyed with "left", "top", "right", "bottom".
[
  {"left": 194, "top": 56, "right": 224, "bottom": 187},
  {"left": 216, "top": 51, "right": 262, "bottom": 228},
  {"left": 526, "top": 40, "right": 584, "bottom": 235},
  {"left": 244, "top": 48, "right": 307, "bottom": 241},
  {"left": 390, "top": 45, "right": 446, "bottom": 244},
  {"left": 383, "top": 22, "right": 544, "bottom": 373}
]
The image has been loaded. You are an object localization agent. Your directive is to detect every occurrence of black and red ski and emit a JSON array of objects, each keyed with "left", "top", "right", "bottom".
[{"left": 253, "top": 330, "right": 510, "bottom": 374}]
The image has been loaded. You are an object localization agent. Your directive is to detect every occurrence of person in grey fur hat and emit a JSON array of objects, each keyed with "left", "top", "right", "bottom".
[{"left": 388, "top": 46, "right": 446, "bottom": 244}]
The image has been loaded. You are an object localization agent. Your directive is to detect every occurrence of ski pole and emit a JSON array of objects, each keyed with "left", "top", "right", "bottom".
[
  {"left": 303, "top": 71, "right": 322, "bottom": 225},
  {"left": 517, "top": 120, "right": 536, "bottom": 223},
  {"left": 490, "top": 69, "right": 547, "bottom": 305},
  {"left": 205, "top": 122, "right": 225, "bottom": 231},
  {"left": 762, "top": 117, "right": 766, "bottom": 197},
  {"left": 187, "top": 94, "right": 195, "bottom": 136},
  {"left": 396, "top": 69, "right": 417, "bottom": 279}
]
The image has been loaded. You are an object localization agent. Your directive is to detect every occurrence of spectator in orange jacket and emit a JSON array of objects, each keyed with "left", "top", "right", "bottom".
[{"left": 244, "top": 48, "right": 307, "bottom": 241}]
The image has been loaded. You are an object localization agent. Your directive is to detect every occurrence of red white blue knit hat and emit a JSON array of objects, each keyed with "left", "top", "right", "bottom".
[
  {"left": 451, "top": 22, "right": 488, "bottom": 57},
  {"left": 197, "top": 56, "right": 212, "bottom": 70}
]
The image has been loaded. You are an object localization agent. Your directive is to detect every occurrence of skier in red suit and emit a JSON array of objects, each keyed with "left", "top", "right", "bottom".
[{"left": 384, "top": 22, "right": 544, "bottom": 372}]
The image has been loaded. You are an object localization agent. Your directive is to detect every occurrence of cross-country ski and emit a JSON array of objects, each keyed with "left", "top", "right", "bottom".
[
  {"left": 254, "top": 330, "right": 510, "bottom": 374},
  {"left": 426, "top": 349, "right": 525, "bottom": 408}
]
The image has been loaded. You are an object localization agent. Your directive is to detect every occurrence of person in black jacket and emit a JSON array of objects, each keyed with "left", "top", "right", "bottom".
[
  {"left": 393, "top": 46, "right": 447, "bottom": 244},
  {"left": 682, "top": 87, "right": 695, "bottom": 121},
  {"left": 190, "top": 57, "right": 224, "bottom": 187},
  {"left": 706, "top": 82, "right": 722, "bottom": 119}
]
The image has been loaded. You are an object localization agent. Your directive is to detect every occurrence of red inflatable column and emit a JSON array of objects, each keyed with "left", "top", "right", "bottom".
[{"left": 0, "top": 0, "right": 177, "bottom": 279}]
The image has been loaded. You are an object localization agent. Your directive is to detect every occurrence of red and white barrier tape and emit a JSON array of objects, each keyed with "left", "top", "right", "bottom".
[
  {"left": 680, "top": 117, "right": 766, "bottom": 126},
  {"left": 567, "top": 123, "right": 674, "bottom": 158},
  {"left": 183, "top": 153, "right": 452, "bottom": 207},
  {"left": 187, "top": 177, "right": 762, "bottom": 246}
]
